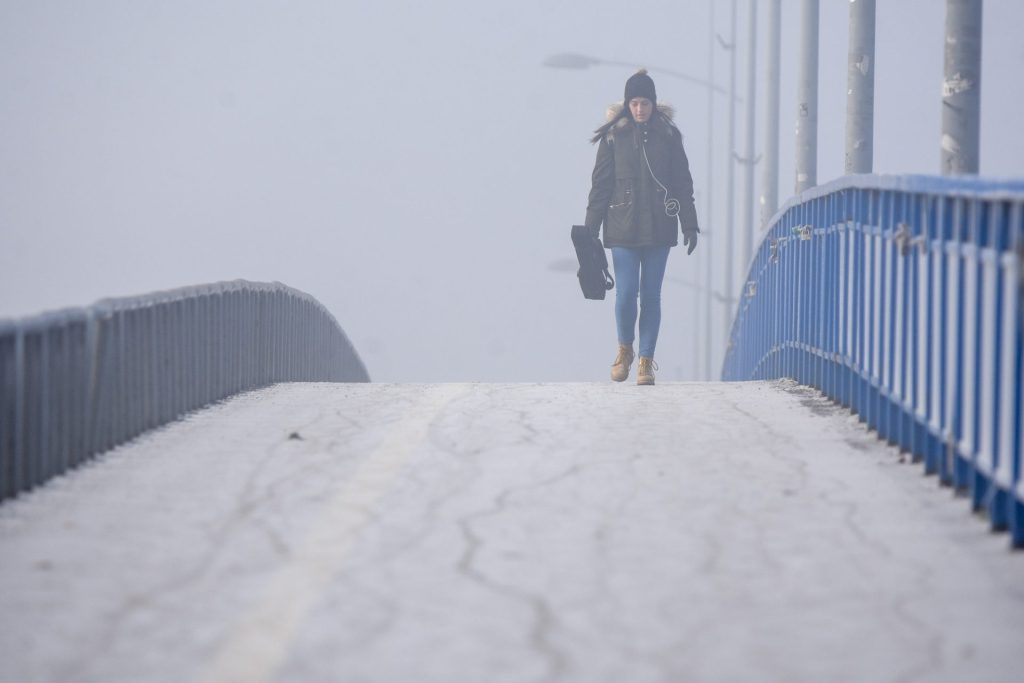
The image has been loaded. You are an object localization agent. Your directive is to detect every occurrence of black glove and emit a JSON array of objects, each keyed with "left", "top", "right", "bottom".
[
  {"left": 682, "top": 229, "right": 699, "bottom": 255},
  {"left": 587, "top": 224, "right": 601, "bottom": 241}
]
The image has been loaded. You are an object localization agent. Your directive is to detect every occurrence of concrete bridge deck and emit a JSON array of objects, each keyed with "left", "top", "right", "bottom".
[{"left": 1, "top": 381, "right": 1022, "bottom": 682}]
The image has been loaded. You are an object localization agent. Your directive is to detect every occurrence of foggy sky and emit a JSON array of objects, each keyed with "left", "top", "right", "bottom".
[{"left": 2, "top": 0, "right": 1022, "bottom": 382}]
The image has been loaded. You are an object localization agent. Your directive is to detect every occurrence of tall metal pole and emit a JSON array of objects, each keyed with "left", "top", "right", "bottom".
[
  {"left": 724, "top": 0, "right": 737, "bottom": 343},
  {"left": 703, "top": 0, "right": 716, "bottom": 380},
  {"left": 760, "top": 0, "right": 781, "bottom": 226},
  {"left": 741, "top": 0, "right": 758, "bottom": 272},
  {"left": 941, "top": 0, "right": 983, "bottom": 174},
  {"left": 691, "top": 203, "right": 701, "bottom": 380},
  {"left": 845, "top": 0, "right": 876, "bottom": 173},
  {"left": 795, "top": 0, "right": 819, "bottom": 193}
]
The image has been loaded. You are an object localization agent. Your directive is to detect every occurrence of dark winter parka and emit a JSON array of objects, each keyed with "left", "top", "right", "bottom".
[{"left": 585, "top": 104, "right": 700, "bottom": 248}]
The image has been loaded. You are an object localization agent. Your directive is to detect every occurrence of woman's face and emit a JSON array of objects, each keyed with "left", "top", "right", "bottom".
[{"left": 629, "top": 97, "right": 653, "bottom": 123}]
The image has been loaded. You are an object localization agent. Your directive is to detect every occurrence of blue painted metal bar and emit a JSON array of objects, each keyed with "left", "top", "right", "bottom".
[
  {"left": 723, "top": 174, "right": 1024, "bottom": 548},
  {"left": 0, "top": 280, "right": 369, "bottom": 503}
]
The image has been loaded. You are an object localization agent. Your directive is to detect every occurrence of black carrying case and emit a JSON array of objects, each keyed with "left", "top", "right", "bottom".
[{"left": 571, "top": 225, "right": 614, "bottom": 300}]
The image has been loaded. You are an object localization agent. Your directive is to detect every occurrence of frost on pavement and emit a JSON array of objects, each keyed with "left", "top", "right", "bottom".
[{"left": 1, "top": 381, "right": 1022, "bottom": 683}]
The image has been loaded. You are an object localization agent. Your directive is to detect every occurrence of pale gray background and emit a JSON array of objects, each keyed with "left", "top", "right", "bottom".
[{"left": 2, "top": 0, "right": 1022, "bottom": 381}]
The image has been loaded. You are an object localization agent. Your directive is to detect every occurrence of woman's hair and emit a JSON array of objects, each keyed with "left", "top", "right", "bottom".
[{"left": 590, "top": 104, "right": 660, "bottom": 144}]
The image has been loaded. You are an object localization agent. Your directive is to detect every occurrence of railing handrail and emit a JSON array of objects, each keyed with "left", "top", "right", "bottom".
[
  {"left": 1, "top": 280, "right": 368, "bottom": 503},
  {"left": 725, "top": 173, "right": 1024, "bottom": 548},
  {"left": 769, "top": 174, "right": 1024, "bottom": 222},
  {"left": 749, "top": 173, "right": 1024, "bottom": 277},
  {"left": 0, "top": 279, "right": 333, "bottom": 323}
]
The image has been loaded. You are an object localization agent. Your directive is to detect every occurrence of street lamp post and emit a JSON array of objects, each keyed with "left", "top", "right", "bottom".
[
  {"left": 846, "top": 0, "right": 876, "bottom": 174},
  {"left": 720, "top": 0, "right": 739, "bottom": 354},
  {"left": 941, "top": 0, "right": 982, "bottom": 174},
  {"left": 795, "top": 0, "right": 819, "bottom": 193},
  {"left": 761, "top": 0, "right": 781, "bottom": 226},
  {"left": 740, "top": 0, "right": 759, "bottom": 275},
  {"left": 704, "top": 0, "right": 716, "bottom": 380}
]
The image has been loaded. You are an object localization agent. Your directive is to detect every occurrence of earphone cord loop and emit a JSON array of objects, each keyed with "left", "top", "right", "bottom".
[{"left": 641, "top": 141, "right": 681, "bottom": 218}]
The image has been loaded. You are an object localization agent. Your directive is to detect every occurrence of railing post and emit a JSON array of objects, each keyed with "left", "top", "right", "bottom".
[
  {"left": 921, "top": 195, "right": 933, "bottom": 457},
  {"left": 995, "top": 202, "right": 1021, "bottom": 535},
  {"left": 1, "top": 323, "right": 19, "bottom": 500}
]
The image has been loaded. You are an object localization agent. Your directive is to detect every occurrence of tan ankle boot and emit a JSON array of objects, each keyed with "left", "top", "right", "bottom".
[
  {"left": 610, "top": 344, "right": 635, "bottom": 382},
  {"left": 637, "top": 357, "right": 657, "bottom": 385}
]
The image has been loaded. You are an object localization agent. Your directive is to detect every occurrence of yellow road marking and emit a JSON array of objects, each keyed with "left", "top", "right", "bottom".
[{"left": 201, "top": 384, "right": 466, "bottom": 683}]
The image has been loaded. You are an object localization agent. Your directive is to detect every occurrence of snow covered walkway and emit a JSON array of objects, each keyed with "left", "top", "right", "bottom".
[{"left": 1, "top": 381, "right": 1022, "bottom": 683}]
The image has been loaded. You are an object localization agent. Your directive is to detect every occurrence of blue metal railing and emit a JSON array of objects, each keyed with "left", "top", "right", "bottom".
[
  {"left": 723, "top": 175, "right": 1024, "bottom": 547},
  {"left": 0, "top": 280, "right": 369, "bottom": 502}
]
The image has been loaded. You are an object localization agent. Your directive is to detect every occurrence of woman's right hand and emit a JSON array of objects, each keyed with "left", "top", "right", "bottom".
[{"left": 682, "top": 229, "right": 698, "bottom": 255}]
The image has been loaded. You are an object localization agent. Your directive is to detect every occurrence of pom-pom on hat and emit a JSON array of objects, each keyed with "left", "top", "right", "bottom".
[{"left": 624, "top": 69, "right": 657, "bottom": 106}]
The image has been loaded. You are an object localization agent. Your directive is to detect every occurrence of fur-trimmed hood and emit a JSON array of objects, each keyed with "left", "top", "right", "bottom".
[
  {"left": 592, "top": 102, "right": 678, "bottom": 144},
  {"left": 604, "top": 101, "right": 676, "bottom": 123}
]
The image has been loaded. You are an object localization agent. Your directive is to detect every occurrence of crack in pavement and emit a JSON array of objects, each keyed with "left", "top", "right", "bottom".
[
  {"left": 453, "top": 449, "right": 644, "bottom": 683},
  {"left": 60, "top": 399, "right": 365, "bottom": 683}
]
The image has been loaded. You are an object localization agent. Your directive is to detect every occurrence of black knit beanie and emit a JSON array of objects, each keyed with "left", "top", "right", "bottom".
[{"left": 624, "top": 69, "right": 657, "bottom": 106}]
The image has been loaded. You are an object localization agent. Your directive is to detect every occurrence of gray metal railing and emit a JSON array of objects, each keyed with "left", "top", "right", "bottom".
[{"left": 0, "top": 280, "right": 369, "bottom": 502}]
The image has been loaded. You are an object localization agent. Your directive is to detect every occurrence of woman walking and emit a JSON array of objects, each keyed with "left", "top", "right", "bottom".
[{"left": 584, "top": 69, "right": 700, "bottom": 386}]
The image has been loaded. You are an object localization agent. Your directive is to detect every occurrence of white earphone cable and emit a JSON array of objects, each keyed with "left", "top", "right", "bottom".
[{"left": 641, "top": 140, "right": 681, "bottom": 218}]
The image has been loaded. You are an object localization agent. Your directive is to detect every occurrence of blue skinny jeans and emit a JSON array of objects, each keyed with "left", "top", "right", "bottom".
[{"left": 610, "top": 246, "right": 670, "bottom": 358}]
